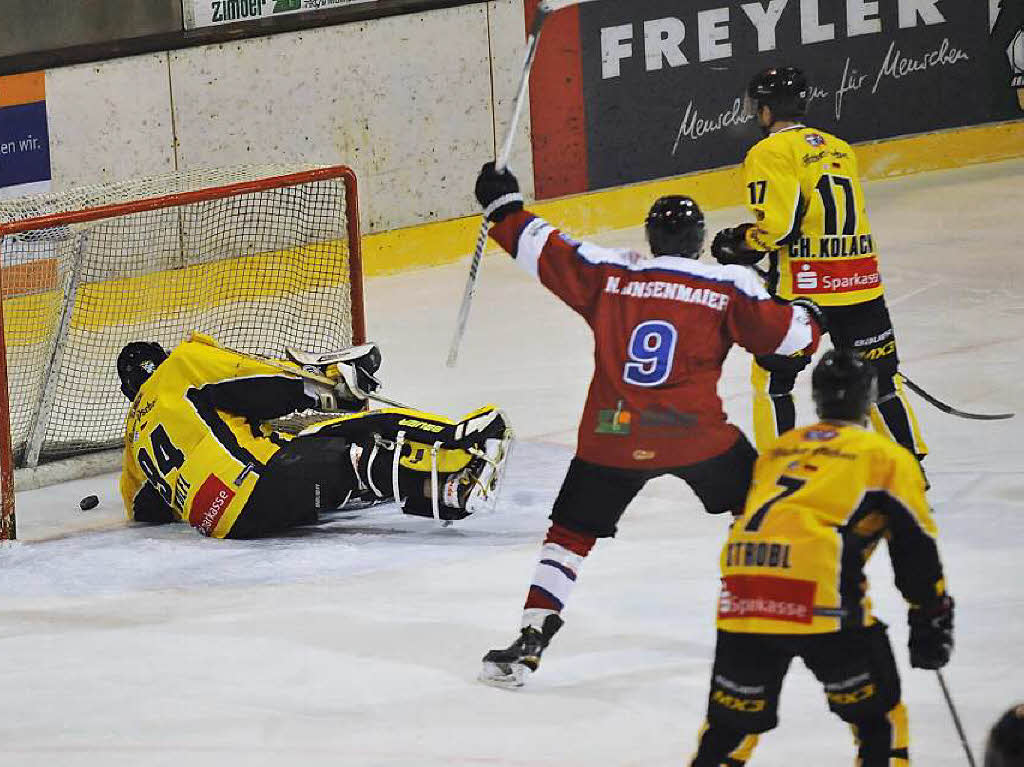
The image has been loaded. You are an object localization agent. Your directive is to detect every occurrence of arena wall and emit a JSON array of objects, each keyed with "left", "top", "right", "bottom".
[{"left": 13, "top": 0, "right": 1024, "bottom": 277}]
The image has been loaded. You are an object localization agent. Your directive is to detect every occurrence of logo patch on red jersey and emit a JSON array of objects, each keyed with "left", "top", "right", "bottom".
[
  {"left": 596, "top": 400, "right": 632, "bottom": 435},
  {"left": 718, "top": 575, "right": 815, "bottom": 624},
  {"left": 189, "top": 475, "right": 236, "bottom": 536},
  {"left": 792, "top": 257, "right": 880, "bottom": 294}
]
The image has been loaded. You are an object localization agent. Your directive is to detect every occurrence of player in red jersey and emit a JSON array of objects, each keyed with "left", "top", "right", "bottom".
[{"left": 472, "top": 163, "right": 825, "bottom": 688}]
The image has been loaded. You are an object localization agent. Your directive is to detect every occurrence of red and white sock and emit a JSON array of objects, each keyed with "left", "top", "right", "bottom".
[{"left": 521, "top": 523, "right": 595, "bottom": 630}]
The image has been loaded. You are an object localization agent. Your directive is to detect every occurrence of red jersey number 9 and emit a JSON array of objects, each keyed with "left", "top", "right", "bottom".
[{"left": 623, "top": 320, "right": 677, "bottom": 387}]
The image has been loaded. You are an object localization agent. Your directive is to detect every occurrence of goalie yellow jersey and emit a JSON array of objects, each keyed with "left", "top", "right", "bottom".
[
  {"left": 120, "top": 333, "right": 305, "bottom": 538},
  {"left": 717, "top": 422, "right": 944, "bottom": 635},
  {"left": 742, "top": 125, "right": 884, "bottom": 307}
]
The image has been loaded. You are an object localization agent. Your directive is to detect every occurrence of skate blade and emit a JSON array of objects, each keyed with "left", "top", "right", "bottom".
[{"left": 478, "top": 660, "right": 529, "bottom": 689}]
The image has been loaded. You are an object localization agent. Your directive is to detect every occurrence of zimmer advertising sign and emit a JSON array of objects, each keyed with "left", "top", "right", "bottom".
[
  {"left": 183, "top": 0, "right": 374, "bottom": 27},
  {"left": 528, "top": 0, "right": 1024, "bottom": 198}
]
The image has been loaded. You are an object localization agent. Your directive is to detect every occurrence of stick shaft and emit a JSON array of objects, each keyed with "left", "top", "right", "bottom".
[
  {"left": 446, "top": 4, "right": 553, "bottom": 368},
  {"left": 936, "top": 670, "right": 977, "bottom": 767},
  {"left": 496, "top": 9, "right": 548, "bottom": 171},
  {"left": 446, "top": 217, "right": 491, "bottom": 366}
]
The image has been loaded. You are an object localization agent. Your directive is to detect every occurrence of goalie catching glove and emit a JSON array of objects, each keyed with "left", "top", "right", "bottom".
[
  {"left": 475, "top": 162, "right": 524, "bottom": 223},
  {"left": 288, "top": 343, "right": 383, "bottom": 412}
]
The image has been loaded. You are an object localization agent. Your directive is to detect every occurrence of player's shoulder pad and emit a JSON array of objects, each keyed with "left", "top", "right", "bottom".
[
  {"left": 576, "top": 241, "right": 645, "bottom": 269},
  {"left": 747, "top": 131, "right": 792, "bottom": 158},
  {"left": 857, "top": 427, "right": 923, "bottom": 477},
  {"left": 816, "top": 128, "right": 852, "bottom": 151},
  {"left": 645, "top": 257, "right": 770, "bottom": 299},
  {"left": 710, "top": 262, "right": 771, "bottom": 300}
]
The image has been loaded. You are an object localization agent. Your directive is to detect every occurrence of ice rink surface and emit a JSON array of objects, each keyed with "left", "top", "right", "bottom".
[{"left": 2, "top": 159, "right": 1022, "bottom": 766}]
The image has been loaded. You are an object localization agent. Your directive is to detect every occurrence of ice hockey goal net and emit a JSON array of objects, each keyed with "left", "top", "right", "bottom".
[{"left": 0, "top": 164, "right": 364, "bottom": 540}]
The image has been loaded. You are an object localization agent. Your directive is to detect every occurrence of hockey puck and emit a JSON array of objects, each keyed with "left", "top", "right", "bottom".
[{"left": 79, "top": 495, "right": 99, "bottom": 511}]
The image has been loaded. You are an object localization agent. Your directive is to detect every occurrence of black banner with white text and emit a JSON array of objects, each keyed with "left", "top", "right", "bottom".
[{"left": 529, "top": 0, "right": 1024, "bottom": 197}]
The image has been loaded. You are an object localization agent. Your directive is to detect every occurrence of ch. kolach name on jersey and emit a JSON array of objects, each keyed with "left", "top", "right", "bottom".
[{"left": 788, "top": 234, "right": 875, "bottom": 259}]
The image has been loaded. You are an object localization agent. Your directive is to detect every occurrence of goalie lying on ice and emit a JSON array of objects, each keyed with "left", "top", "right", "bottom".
[{"left": 116, "top": 332, "right": 511, "bottom": 538}]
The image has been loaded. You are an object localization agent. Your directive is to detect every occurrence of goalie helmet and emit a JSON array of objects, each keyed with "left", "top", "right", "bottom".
[
  {"left": 645, "top": 196, "right": 706, "bottom": 258},
  {"left": 746, "top": 66, "right": 809, "bottom": 122},
  {"left": 117, "top": 341, "right": 168, "bottom": 400},
  {"left": 811, "top": 349, "right": 876, "bottom": 423}
]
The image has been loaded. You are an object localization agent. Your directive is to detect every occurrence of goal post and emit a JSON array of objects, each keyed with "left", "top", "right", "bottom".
[{"left": 0, "top": 164, "right": 365, "bottom": 540}]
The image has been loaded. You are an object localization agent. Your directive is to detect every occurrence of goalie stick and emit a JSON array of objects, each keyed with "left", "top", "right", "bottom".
[
  {"left": 446, "top": 0, "right": 603, "bottom": 368},
  {"left": 901, "top": 374, "right": 1015, "bottom": 421}
]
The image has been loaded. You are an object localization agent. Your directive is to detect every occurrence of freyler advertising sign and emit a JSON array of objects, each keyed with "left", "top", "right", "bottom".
[
  {"left": 529, "top": 0, "right": 1024, "bottom": 197},
  {"left": 183, "top": 0, "right": 374, "bottom": 27}
]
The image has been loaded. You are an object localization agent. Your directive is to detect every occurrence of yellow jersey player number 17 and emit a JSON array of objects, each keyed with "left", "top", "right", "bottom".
[{"left": 711, "top": 67, "right": 928, "bottom": 467}]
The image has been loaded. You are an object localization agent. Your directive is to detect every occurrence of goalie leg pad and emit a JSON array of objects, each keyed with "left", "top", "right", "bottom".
[{"left": 461, "top": 426, "right": 514, "bottom": 514}]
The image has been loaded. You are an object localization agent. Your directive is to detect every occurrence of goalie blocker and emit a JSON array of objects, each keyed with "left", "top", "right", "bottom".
[{"left": 118, "top": 333, "right": 512, "bottom": 538}]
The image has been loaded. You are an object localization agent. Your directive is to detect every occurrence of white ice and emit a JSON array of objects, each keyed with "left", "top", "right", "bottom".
[{"left": 2, "top": 159, "right": 1022, "bottom": 766}]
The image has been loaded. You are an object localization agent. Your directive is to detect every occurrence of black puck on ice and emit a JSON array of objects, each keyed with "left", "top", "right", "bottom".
[{"left": 79, "top": 495, "right": 99, "bottom": 511}]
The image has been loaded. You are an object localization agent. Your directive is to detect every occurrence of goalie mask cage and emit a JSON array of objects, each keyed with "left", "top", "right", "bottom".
[{"left": 0, "top": 164, "right": 364, "bottom": 540}]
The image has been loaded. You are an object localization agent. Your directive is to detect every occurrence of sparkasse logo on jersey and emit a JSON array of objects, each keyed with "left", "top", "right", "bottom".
[{"left": 189, "top": 475, "right": 236, "bottom": 535}]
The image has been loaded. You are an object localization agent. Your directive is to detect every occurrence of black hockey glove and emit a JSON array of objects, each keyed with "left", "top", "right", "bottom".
[
  {"left": 711, "top": 224, "right": 766, "bottom": 266},
  {"left": 908, "top": 594, "right": 954, "bottom": 670},
  {"left": 790, "top": 297, "right": 828, "bottom": 335},
  {"left": 475, "top": 162, "right": 524, "bottom": 222},
  {"left": 755, "top": 351, "right": 812, "bottom": 375}
]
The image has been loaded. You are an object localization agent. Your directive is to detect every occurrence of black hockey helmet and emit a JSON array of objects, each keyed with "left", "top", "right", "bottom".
[
  {"left": 811, "top": 349, "right": 877, "bottom": 422},
  {"left": 645, "top": 195, "right": 706, "bottom": 258},
  {"left": 117, "top": 341, "right": 168, "bottom": 400},
  {"left": 985, "top": 704, "right": 1024, "bottom": 767},
  {"left": 746, "top": 66, "right": 809, "bottom": 122}
]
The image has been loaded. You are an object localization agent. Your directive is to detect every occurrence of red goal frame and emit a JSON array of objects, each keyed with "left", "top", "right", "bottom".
[{"left": 0, "top": 165, "right": 364, "bottom": 540}]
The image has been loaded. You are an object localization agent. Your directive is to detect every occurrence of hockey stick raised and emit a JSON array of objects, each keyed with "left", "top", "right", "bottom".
[
  {"left": 446, "top": 0, "right": 601, "bottom": 368},
  {"left": 936, "top": 670, "right": 978, "bottom": 767},
  {"left": 901, "top": 374, "right": 1015, "bottom": 421}
]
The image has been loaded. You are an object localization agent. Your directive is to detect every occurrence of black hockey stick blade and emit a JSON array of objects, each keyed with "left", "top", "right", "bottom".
[{"left": 902, "top": 375, "right": 1014, "bottom": 421}]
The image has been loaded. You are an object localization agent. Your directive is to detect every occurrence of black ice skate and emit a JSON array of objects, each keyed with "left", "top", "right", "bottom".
[{"left": 479, "top": 614, "right": 563, "bottom": 689}]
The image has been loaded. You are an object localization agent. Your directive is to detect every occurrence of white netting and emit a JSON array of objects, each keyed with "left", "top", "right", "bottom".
[{"left": 0, "top": 164, "right": 360, "bottom": 463}]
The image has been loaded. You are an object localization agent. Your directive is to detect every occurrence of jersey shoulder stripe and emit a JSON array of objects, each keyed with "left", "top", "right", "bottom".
[
  {"left": 513, "top": 214, "right": 771, "bottom": 302},
  {"left": 638, "top": 260, "right": 772, "bottom": 300},
  {"left": 584, "top": 249, "right": 773, "bottom": 301}
]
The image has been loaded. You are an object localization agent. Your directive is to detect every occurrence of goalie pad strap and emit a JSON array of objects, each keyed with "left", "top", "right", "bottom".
[
  {"left": 366, "top": 441, "right": 383, "bottom": 498},
  {"left": 392, "top": 431, "right": 405, "bottom": 504},
  {"left": 430, "top": 441, "right": 442, "bottom": 521}
]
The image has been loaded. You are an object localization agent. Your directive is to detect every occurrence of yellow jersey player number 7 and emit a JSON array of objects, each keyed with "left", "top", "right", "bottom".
[{"left": 688, "top": 350, "right": 953, "bottom": 767}]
